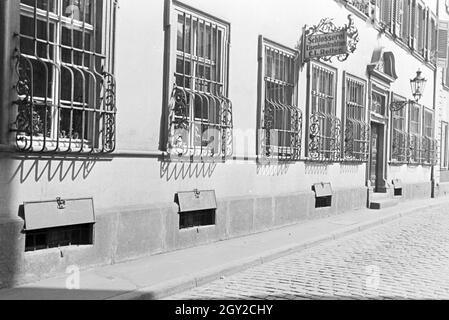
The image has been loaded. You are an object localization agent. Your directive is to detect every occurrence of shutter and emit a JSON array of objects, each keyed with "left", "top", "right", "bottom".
[
  {"left": 430, "top": 16, "right": 437, "bottom": 63},
  {"left": 381, "top": 0, "right": 392, "bottom": 29},
  {"left": 398, "top": 0, "right": 404, "bottom": 36},
  {"left": 446, "top": 61, "right": 449, "bottom": 86},
  {"left": 402, "top": 0, "right": 410, "bottom": 42},
  {"left": 438, "top": 20, "right": 449, "bottom": 67},
  {"left": 417, "top": 5, "right": 424, "bottom": 53},
  {"left": 411, "top": 0, "right": 417, "bottom": 48},
  {"left": 425, "top": 9, "right": 430, "bottom": 59},
  {"left": 394, "top": 0, "right": 404, "bottom": 37}
]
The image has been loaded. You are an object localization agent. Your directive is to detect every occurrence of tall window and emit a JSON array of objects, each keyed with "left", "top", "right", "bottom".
[
  {"left": 416, "top": 2, "right": 426, "bottom": 56},
  {"left": 422, "top": 108, "right": 436, "bottom": 164},
  {"left": 409, "top": 103, "right": 421, "bottom": 163},
  {"left": 377, "top": 0, "right": 392, "bottom": 31},
  {"left": 441, "top": 122, "right": 449, "bottom": 170},
  {"left": 166, "top": 3, "right": 232, "bottom": 159},
  {"left": 258, "top": 37, "right": 301, "bottom": 162},
  {"left": 391, "top": 95, "right": 408, "bottom": 163},
  {"left": 308, "top": 62, "right": 340, "bottom": 161},
  {"left": 14, "top": 0, "right": 117, "bottom": 153},
  {"left": 401, "top": 0, "right": 411, "bottom": 43},
  {"left": 343, "top": 74, "right": 368, "bottom": 162}
]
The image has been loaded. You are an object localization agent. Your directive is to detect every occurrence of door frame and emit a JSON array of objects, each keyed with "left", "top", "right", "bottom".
[{"left": 367, "top": 82, "right": 390, "bottom": 192}]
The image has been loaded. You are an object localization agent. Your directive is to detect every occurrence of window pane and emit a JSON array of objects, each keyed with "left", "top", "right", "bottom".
[
  {"left": 21, "top": 0, "right": 56, "bottom": 12},
  {"left": 61, "top": 27, "right": 92, "bottom": 66},
  {"left": 20, "top": 16, "right": 55, "bottom": 60},
  {"left": 63, "top": 0, "right": 93, "bottom": 24}
]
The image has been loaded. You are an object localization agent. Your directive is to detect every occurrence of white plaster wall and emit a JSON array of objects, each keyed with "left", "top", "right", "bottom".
[{"left": 0, "top": 0, "right": 440, "bottom": 216}]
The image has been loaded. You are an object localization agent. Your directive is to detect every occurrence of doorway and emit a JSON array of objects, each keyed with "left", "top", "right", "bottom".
[{"left": 370, "top": 122, "right": 385, "bottom": 192}]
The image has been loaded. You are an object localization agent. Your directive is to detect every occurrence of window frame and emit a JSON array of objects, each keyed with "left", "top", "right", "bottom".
[
  {"left": 306, "top": 60, "right": 340, "bottom": 162},
  {"left": 408, "top": 102, "right": 422, "bottom": 164},
  {"left": 164, "top": 0, "right": 233, "bottom": 161},
  {"left": 342, "top": 72, "right": 369, "bottom": 162},
  {"left": 421, "top": 106, "right": 436, "bottom": 165},
  {"left": 441, "top": 121, "right": 449, "bottom": 170},
  {"left": 390, "top": 93, "right": 409, "bottom": 164},
  {"left": 257, "top": 36, "right": 301, "bottom": 162},
  {"left": 14, "top": 0, "right": 117, "bottom": 154}
]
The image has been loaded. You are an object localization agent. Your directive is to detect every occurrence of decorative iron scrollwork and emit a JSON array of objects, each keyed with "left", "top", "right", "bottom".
[
  {"left": 102, "top": 72, "right": 117, "bottom": 152},
  {"left": 344, "top": 120, "right": 369, "bottom": 162},
  {"left": 167, "top": 84, "right": 233, "bottom": 160},
  {"left": 308, "top": 113, "right": 341, "bottom": 162},
  {"left": 308, "top": 113, "right": 322, "bottom": 160}
]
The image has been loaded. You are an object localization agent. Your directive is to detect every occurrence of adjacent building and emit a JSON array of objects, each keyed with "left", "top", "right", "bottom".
[{"left": 0, "top": 0, "right": 448, "bottom": 288}]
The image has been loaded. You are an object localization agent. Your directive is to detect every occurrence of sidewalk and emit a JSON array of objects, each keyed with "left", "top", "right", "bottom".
[{"left": 1, "top": 196, "right": 448, "bottom": 300}]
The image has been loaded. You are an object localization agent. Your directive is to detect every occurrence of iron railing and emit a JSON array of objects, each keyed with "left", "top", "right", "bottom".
[
  {"left": 308, "top": 112, "right": 341, "bottom": 162},
  {"left": 344, "top": 118, "right": 369, "bottom": 161},
  {"left": 421, "top": 136, "right": 438, "bottom": 165},
  {"left": 12, "top": 0, "right": 117, "bottom": 154},
  {"left": 262, "top": 97, "right": 302, "bottom": 162},
  {"left": 167, "top": 85, "right": 233, "bottom": 159},
  {"left": 392, "top": 128, "right": 408, "bottom": 163}
]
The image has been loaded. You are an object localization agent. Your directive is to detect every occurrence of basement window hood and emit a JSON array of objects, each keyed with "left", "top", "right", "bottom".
[
  {"left": 175, "top": 190, "right": 217, "bottom": 229},
  {"left": 312, "top": 183, "right": 333, "bottom": 208},
  {"left": 22, "top": 198, "right": 95, "bottom": 252},
  {"left": 23, "top": 198, "right": 95, "bottom": 231}
]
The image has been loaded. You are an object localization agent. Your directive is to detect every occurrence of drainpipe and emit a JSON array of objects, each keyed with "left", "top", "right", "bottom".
[
  {"left": 0, "top": 0, "right": 11, "bottom": 145},
  {"left": 431, "top": 0, "right": 440, "bottom": 199},
  {"left": 0, "top": 0, "right": 18, "bottom": 147}
]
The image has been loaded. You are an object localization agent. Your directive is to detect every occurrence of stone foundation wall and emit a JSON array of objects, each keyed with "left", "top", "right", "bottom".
[{"left": 0, "top": 186, "right": 369, "bottom": 289}]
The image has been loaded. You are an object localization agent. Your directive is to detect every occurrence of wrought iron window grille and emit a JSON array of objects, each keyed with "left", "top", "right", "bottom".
[
  {"left": 391, "top": 96, "right": 408, "bottom": 163},
  {"left": 11, "top": 0, "right": 117, "bottom": 154},
  {"left": 167, "top": 8, "right": 233, "bottom": 161},
  {"left": 343, "top": 75, "right": 369, "bottom": 162},
  {"left": 343, "top": 0, "right": 372, "bottom": 18},
  {"left": 308, "top": 63, "right": 341, "bottom": 162},
  {"left": 259, "top": 40, "right": 302, "bottom": 162}
]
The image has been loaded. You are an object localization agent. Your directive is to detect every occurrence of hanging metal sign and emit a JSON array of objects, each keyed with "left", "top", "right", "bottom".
[
  {"left": 299, "top": 15, "right": 359, "bottom": 64},
  {"left": 304, "top": 31, "right": 348, "bottom": 60}
]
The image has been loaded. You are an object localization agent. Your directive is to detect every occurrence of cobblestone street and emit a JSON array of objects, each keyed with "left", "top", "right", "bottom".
[{"left": 167, "top": 207, "right": 449, "bottom": 300}]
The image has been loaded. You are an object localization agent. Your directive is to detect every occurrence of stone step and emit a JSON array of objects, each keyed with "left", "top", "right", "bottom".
[
  {"left": 370, "top": 192, "right": 390, "bottom": 201},
  {"left": 369, "top": 198, "right": 400, "bottom": 210}
]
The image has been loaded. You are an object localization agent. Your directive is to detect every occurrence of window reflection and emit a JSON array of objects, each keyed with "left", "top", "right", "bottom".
[{"left": 63, "top": 0, "right": 92, "bottom": 24}]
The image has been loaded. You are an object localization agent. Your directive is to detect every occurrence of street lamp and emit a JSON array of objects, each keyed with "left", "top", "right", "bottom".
[{"left": 390, "top": 69, "right": 427, "bottom": 112}]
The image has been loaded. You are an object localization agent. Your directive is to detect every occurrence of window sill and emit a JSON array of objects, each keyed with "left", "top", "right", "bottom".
[
  {"left": 304, "top": 158, "right": 340, "bottom": 164},
  {"left": 24, "top": 244, "right": 94, "bottom": 256},
  {"left": 163, "top": 153, "right": 228, "bottom": 164},
  {"left": 16, "top": 135, "right": 94, "bottom": 152},
  {"left": 389, "top": 161, "right": 408, "bottom": 166}
]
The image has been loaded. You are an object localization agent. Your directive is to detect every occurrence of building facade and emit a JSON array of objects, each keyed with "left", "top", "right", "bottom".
[{"left": 0, "top": 0, "right": 446, "bottom": 288}]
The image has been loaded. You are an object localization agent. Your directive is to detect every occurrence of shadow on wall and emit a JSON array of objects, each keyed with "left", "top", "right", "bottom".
[
  {"left": 0, "top": 158, "right": 22, "bottom": 289},
  {"left": 340, "top": 163, "right": 360, "bottom": 174},
  {"left": 8, "top": 159, "right": 97, "bottom": 184},
  {"left": 256, "top": 163, "right": 290, "bottom": 176},
  {"left": 305, "top": 163, "right": 329, "bottom": 175},
  {"left": 159, "top": 161, "right": 217, "bottom": 181}
]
